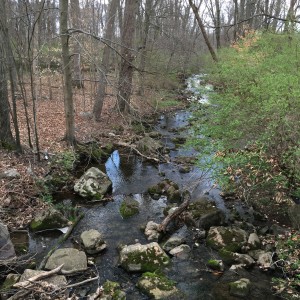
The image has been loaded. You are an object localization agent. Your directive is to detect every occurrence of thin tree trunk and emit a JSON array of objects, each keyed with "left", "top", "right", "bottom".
[
  {"left": 70, "top": 0, "right": 83, "bottom": 88},
  {"left": 60, "top": 0, "right": 75, "bottom": 146},
  {"left": 188, "top": 0, "right": 218, "bottom": 62},
  {"left": 93, "top": 0, "right": 118, "bottom": 121},
  {"left": 117, "top": 0, "right": 138, "bottom": 113}
]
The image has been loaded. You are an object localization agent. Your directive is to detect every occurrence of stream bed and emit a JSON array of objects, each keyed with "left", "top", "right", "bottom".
[{"left": 26, "top": 76, "right": 279, "bottom": 299}]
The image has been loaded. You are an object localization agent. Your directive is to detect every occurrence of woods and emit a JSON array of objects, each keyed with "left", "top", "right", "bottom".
[{"left": 1, "top": 1, "right": 300, "bottom": 299}]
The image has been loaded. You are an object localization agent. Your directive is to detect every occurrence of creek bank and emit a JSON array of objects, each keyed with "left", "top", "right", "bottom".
[{"left": 2, "top": 76, "right": 299, "bottom": 299}]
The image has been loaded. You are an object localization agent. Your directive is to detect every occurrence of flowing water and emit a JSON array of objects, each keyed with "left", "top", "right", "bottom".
[{"left": 26, "top": 75, "right": 277, "bottom": 299}]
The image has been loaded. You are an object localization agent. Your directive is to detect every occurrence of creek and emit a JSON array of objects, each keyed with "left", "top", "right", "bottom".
[{"left": 26, "top": 75, "right": 278, "bottom": 299}]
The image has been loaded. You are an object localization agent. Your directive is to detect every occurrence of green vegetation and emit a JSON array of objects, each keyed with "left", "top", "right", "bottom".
[
  {"left": 140, "top": 272, "right": 176, "bottom": 291},
  {"left": 191, "top": 32, "right": 300, "bottom": 208}
]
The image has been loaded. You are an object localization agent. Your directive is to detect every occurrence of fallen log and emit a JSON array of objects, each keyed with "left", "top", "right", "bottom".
[{"left": 158, "top": 190, "right": 191, "bottom": 232}]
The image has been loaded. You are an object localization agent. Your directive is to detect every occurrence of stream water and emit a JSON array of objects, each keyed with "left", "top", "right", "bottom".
[{"left": 26, "top": 75, "right": 278, "bottom": 299}]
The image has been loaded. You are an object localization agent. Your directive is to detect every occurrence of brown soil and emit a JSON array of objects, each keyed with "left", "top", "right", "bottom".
[{"left": 0, "top": 77, "right": 186, "bottom": 230}]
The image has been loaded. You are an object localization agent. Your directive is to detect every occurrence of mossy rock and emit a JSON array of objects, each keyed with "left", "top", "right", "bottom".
[
  {"left": 188, "top": 197, "right": 217, "bottom": 220},
  {"left": 218, "top": 249, "right": 236, "bottom": 265},
  {"left": 30, "top": 207, "right": 69, "bottom": 231},
  {"left": 120, "top": 197, "right": 139, "bottom": 218},
  {"left": 119, "top": 242, "right": 170, "bottom": 272},
  {"left": 206, "top": 226, "right": 247, "bottom": 252},
  {"left": 148, "top": 179, "right": 181, "bottom": 203},
  {"left": 76, "top": 142, "right": 113, "bottom": 164},
  {"left": 207, "top": 259, "right": 224, "bottom": 272},
  {"left": 102, "top": 280, "right": 126, "bottom": 300},
  {"left": 1, "top": 274, "right": 20, "bottom": 292},
  {"left": 137, "top": 272, "right": 183, "bottom": 299}
]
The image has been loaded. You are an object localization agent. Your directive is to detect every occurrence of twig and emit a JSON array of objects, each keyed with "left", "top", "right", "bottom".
[
  {"left": 37, "top": 213, "right": 84, "bottom": 270},
  {"left": 65, "top": 276, "right": 99, "bottom": 289}
]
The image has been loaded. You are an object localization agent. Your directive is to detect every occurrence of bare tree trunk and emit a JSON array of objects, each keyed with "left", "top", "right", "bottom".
[
  {"left": 0, "top": 42, "right": 14, "bottom": 147},
  {"left": 93, "top": 0, "right": 118, "bottom": 121},
  {"left": 138, "top": 0, "right": 155, "bottom": 95},
  {"left": 70, "top": 0, "right": 84, "bottom": 88},
  {"left": 117, "top": 0, "right": 138, "bottom": 113},
  {"left": 284, "top": 0, "right": 296, "bottom": 32},
  {"left": 188, "top": 0, "right": 218, "bottom": 62},
  {"left": 215, "top": 0, "right": 221, "bottom": 49},
  {"left": 271, "top": 0, "right": 282, "bottom": 31},
  {"left": 0, "top": 0, "right": 21, "bottom": 151},
  {"left": 60, "top": 0, "right": 75, "bottom": 146}
]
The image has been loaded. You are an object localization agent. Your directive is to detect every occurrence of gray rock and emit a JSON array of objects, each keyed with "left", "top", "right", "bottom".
[
  {"left": 0, "top": 169, "right": 20, "bottom": 179},
  {"left": 74, "top": 167, "right": 112, "bottom": 199},
  {"left": 269, "top": 224, "right": 289, "bottom": 236},
  {"left": 45, "top": 248, "right": 87, "bottom": 274},
  {"left": 247, "top": 232, "right": 261, "bottom": 250},
  {"left": 19, "top": 269, "right": 67, "bottom": 287},
  {"left": 257, "top": 252, "right": 273, "bottom": 270},
  {"left": 233, "top": 253, "right": 255, "bottom": 267},
  {"left": 206, "top": 226, "right": 248, "bottom": 252},
  {"left": 0, "top": 223, "right": 16, "bottom": 260},
  {"left": 137, "top": 273, "right": 182, "bottom": 300},
  {"left": 144, "top": 221, "right": 161, "bottom": 241},
  {"left": 229, "top": 278, "right": 251, "bottom": 297},
  {"left": 288, "top": 205, "right": 300, "bottom": 230},
  {"left": 1, "top": 274, "right": 20, "bottom": 291},
  {"left": 248, "top": 249, "right": 265, "bottom": 260},
  {"left": 163, "top": 235, "right": 186, "bottom": 252},
  {"left": 80, "top": 229, "right": 106, "bottom": 254},
  {"left": 197, "top": 210, "right": 226, "bottom": 230},
  {"left": 169, "top": 244, "right": 191, "bottom": 259},
  {"left": 119, "top": 242, "right": 170, "bottom": 272},
  {"left": 30, "top": 207, "right": 69, "bottom": 231}
]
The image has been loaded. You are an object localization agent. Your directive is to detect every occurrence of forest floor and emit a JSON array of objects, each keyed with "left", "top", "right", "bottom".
[{"left": 0, "top": 81, "right": 186, "bottom": 230}]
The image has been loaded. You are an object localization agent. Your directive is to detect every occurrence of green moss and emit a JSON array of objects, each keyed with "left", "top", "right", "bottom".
[
  {"left": 141, "top": 272, "right": 176, "bottom": 291},
  {"left": 102, "top": 280, "right": 125, "bottom": 300},
  {"left": 0, "top": 274, "right": 20, "bottom": 292},
  {"left": 218, "top": 248, "right": 235, "bottom": 264},
  {"left": 207, "top": 259, "right": 223, "bottom": 271},
  {"left": 124, "top": 248, "right": 170, "bottom": 272},
  {"left": 120, "top": 198, "right": 139, "bottom": 218}
]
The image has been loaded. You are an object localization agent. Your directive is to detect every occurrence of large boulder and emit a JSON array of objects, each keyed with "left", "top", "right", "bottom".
[
  {"left": 45, "top": 248, "right": 87, "bottom": 274},
  {"left": 206, "top": 226, "right": 248, "bottom": 252},
  {"left": 80, "top": 229, "right": 107, "bottom": 254},
  {"left": 74, "top": 167, "right": 112, "bottom": 199},
  {"left": 30, "top": 207, "right": 69, "bottom": 231},
  {"left": 119, "top": 242, "right": 170, "bottom": 272},
  {"left": 137, "top": 272, "right": 182, "bottom": 300},
  {"left": 0, "top": 223, "right": 16, "bottom": 260},
  {"left": 19, "top": 269, "right": 67, "bottom": 287}
]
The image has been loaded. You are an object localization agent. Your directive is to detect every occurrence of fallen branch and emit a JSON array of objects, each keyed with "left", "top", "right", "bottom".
[
  {"left": 8, "top": 265, "right": 64, "bottom": 300},
  {"left": 13, "top": 265, "right": 64, "bottom": 289},
  {"left": 38, "top": 212, "right": 84, "bottom": 270},
  {"left": 158, "top": 190, "right": 191, "bottom": 232},
  {"left": 114, "top": 141, "right": 160, "bottom": 163}
]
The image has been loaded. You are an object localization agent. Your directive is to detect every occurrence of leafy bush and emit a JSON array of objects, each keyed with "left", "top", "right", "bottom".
[{"left": 191, "top": 32, "right": 300, "bottom": 203}]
